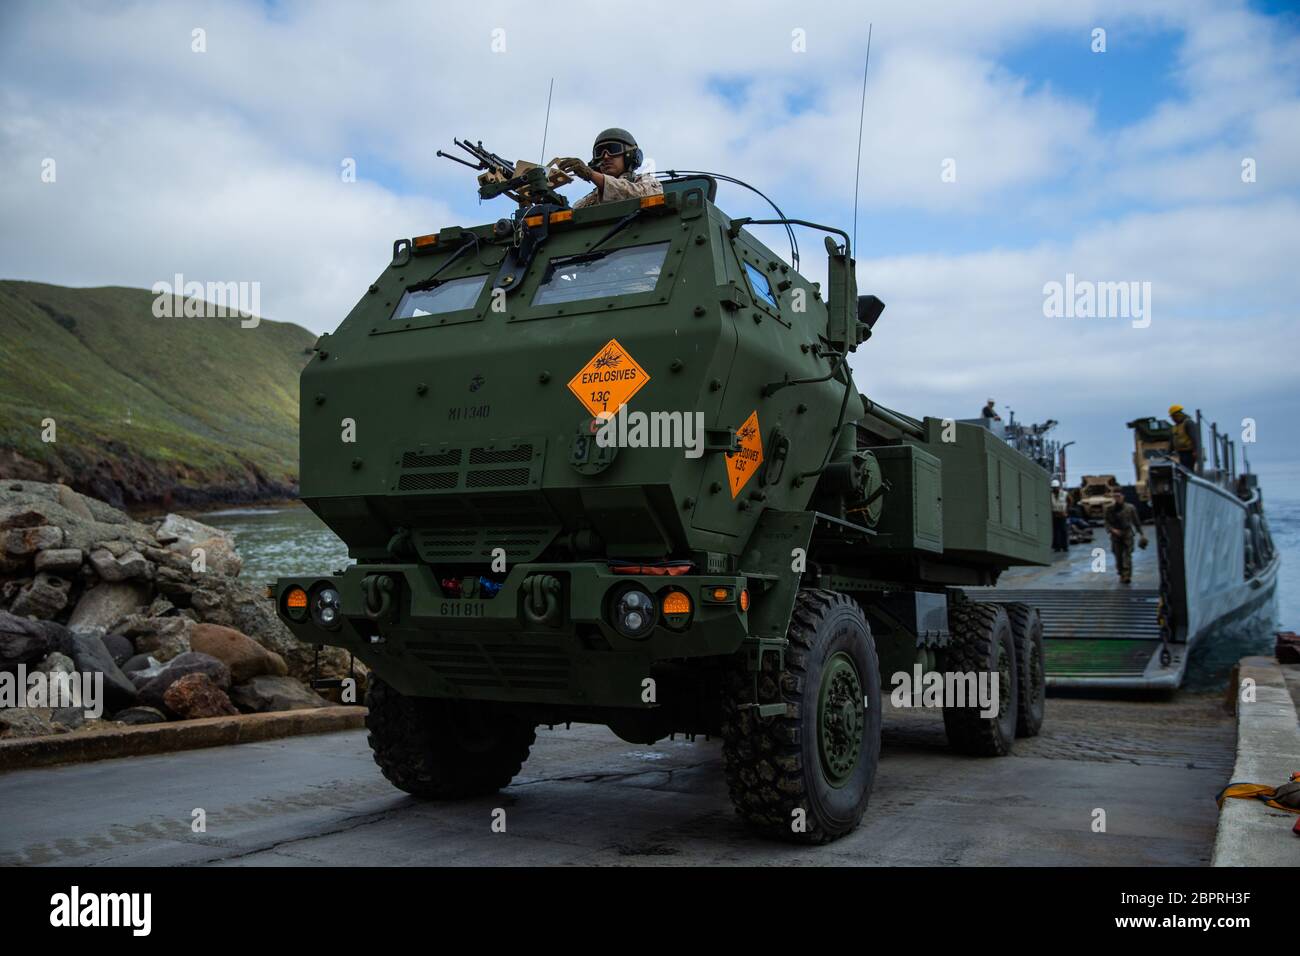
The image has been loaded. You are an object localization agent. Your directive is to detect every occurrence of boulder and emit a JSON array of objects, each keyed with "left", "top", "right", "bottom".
[
  {"left": 1, "top": 577, "right": 30, "bottom": 608},
  {"left": 136, "top": 652, "right": 231, "bottom": 709},
  {"left": 153, "top": 565, "right": 196, "bottom": 604},
  {"left": 36, "top": 651, "right": 76, "bottom": 675},
  {"left": 2, "top": 524, "right": 64, "bottom": 556},
  {"left": 0, "top": 611, "right": 50, "bottom": 666},
  {"left": 9, "top": 572, "right": 72, "bottom": 619},
  {"left": 51, "top": 706, "right": 86, "bottom": 730},
  {"left": 96, "top": 539, "right": 132, "bottom": 558},
  {"left": 34, "top": 548, "right": 83, "bottom": 573},
  {"left": 162, "top": 672, "right": 239, "bottom": 719},
  {"left": 88, "top": 547, "right": 151, "bottom": 583},
  {"left": 122, "top": 616, "right": 192, "bottom": 662},
  {"left": 154, "top": 513, "right": 242, "bottom": 577},
  {"left": 147, "top": 596, "right": 177, "bottom": 618},
  {"left": 0, "top": 507, "right": 50, "bottom": 530},
  {"left": 230, "top": 675, "right": 330, "bottom": 713},
  {"left": 29, "top": 619, "right": 77, "bottom": 656},
  {"left": 0, "top": 482, "right": 150, "bottom": 555},
  {"left": 190, "top": 587, "right": 228, "bottom": 622},
  {"left": 66, "top": 630, "right": 138, "bottom": 711},
  {"left": 66, "top": 581, "right": 149, "bottom": 631},
  {"left": 189, "top": 623, "right": 288, "bottom": 683},
  {"left": 122, "top": 653, "right": 160, "bottom": 675},
  {"left": 112, "top": 705, "right": 168, "bottom": 725},
  {"left": 56, "top": 484, "right": 95, "bottom": 522},
  {"left": 101, "top": 632, "right": 135, "bottom": 666},
  {"left": 0, "top": 706, "right": 64, "bottom": 739}
]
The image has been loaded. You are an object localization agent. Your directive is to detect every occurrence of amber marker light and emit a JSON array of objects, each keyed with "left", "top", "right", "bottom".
[
  {"left": 739, "top": 588, "right": 751, "bottom": 612},
  {"left": 284, "top": 585, "right": 309, "bottom": 621},
  {"left": 413, "top": 233, "right": 438, "bottom": 248},
  {"left": 661, "top": 589, "right": 693, "bottom": 629},
  {"left": 640, "top": 194, "right": 666, "bottom": 208}
]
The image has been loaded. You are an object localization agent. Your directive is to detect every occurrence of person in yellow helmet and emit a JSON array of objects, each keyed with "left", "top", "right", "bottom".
[{"left": 1168, "top": 404, "right": 1199, "bottom": 471}]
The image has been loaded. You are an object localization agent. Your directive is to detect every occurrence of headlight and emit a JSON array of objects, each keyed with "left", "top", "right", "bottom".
[
  {"left": 311, "top": 584, "right": 342, "bottom": 630},
  {"left": 609, "top": 585, "right": 656, "bottom": 639}
]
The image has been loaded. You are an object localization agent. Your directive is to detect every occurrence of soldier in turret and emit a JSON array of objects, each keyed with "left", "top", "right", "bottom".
[
  {"left": 556, "top": 128, "right": 663, "bottom": 209},
  {"left": 1104, "top": 489, "right": 1147, "bottom": 584}
]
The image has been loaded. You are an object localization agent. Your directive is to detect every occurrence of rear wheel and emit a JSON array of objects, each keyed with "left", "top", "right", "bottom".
[
  {"left": 365, "top": 677, "right": 536, "bottom": 798},
  {"left": 941, "top": 598, "right": 1019, "bottom": 756},
  {"left": 721, "top": 589, "right": 882, "bottom": 844},
  {"left": 1002, "top": 602, "right": 1046, "bottom": 738}
]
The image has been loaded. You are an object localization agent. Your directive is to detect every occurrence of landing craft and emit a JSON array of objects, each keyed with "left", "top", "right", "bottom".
[{"left": 968, "top": 410, "right": 1279, "bottom": 688}]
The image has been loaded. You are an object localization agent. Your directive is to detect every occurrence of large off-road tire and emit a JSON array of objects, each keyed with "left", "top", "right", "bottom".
[
  {"left": 365, "top": 677, "right": 536, "bottom": 798},
  {"left": 941, "top": 599, "right": 1019, "bottom": 756},
  {"left": 1002, "top": 602, "right": 1046, "bottom": 738},
  {"left": 721, "top": 589, "right": 882, "bottom": 844}
]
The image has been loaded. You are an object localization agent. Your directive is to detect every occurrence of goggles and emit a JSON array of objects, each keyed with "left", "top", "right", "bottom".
[{"left": 592, "top": 141, "right": 630, "bottom": 161}]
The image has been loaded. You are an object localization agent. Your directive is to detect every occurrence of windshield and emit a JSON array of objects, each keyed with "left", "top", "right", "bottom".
[{"left": 533, "top": 242, "right": 668, "bottom": 306}]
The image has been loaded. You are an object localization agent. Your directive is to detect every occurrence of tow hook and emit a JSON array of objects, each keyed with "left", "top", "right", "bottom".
[
  {"left": 522, "top": 573, "right": 562, "bottom": 626},
  {"left": 363, "top": 574, "right": 397, "bottom": 620}
]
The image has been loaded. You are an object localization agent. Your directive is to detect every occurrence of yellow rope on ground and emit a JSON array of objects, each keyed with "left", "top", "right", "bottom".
[{"left": 1216, "top": 772, "right": 1300, "bottom": 813}]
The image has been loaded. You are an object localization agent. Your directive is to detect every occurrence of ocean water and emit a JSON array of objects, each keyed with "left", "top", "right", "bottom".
[{"left": 199, "top": 464, "right": 1299, "bottom": 692}]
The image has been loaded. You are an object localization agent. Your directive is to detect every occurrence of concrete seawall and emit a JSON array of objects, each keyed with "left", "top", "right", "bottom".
[
  {"left": 1212, "top": 656, "right": 1299, "bottom": 865},
  {"left": 0, "top": 706, "right": 366, "bottom": 772}
]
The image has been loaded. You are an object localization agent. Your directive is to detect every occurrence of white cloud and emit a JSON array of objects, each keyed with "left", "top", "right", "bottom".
[{"left": 0, "top": 0, "right": 1297, "bottom": 471}]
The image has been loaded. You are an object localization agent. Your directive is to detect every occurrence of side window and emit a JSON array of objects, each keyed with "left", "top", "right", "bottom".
[
  {"left": 743, "top": 261, "right": 778, "bottom": 309},
  {"left": 392, "top": 275, "right": 486, "bottom": 319}
]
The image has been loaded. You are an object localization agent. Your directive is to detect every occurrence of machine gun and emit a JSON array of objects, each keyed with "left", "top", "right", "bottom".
[{"left": 437, "top": 138, "right": 573, "bottom": 207}]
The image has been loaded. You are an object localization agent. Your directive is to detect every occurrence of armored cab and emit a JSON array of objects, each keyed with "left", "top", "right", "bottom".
[{"left": 276, "top": 172, "right": 1049, "bottom": 843}]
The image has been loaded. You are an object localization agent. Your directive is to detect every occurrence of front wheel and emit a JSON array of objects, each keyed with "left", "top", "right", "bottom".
[
  {"left": 365, "top": 678, "right": 536, "bottom": 798},
  {"left": 721, "top": 589, "right": 882, "bottom": 844}
]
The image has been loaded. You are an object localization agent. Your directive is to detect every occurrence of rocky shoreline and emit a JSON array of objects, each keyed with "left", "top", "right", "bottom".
[
  {"left": 0, "top": 480, "right": 358, "bottom": 740},
  {"left": 0, "top": 447, "right": 297, "bottom": 512}
]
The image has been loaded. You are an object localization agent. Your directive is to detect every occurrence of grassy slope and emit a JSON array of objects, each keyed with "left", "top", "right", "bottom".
[{"left": 0, "top": 280, "right": 315, "bottom": 493}]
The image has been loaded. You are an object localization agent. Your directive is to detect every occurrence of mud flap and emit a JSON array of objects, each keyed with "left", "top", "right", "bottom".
[{"left": 736, "top": 510, "right": 817, "bottom": 713}]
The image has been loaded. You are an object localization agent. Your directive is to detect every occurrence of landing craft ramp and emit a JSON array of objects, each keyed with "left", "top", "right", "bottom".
[{"left": 967, "top": 540, "right": 1188, "bottom": 689}]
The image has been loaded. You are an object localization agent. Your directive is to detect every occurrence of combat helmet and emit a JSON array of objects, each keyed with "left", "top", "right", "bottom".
[{"left": 592, "top": 127, "right": 643, "bottom": 170}]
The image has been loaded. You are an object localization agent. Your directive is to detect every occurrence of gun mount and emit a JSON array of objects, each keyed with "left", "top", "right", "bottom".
[{"left": 437, "top": 138, "right": 573, "bottom": 207}]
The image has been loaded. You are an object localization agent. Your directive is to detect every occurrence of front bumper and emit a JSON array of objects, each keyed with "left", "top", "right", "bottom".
[{"left": 274, "top": 563, "right": 750, "bottom": 708}]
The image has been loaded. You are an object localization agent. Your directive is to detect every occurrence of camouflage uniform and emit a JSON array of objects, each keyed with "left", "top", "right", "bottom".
[
  {"left": 1104, "top": 499, "right": 1144, "bottom": 583},
  {"left": 573, "top": 171, "right": 663, "bottom": 209}
]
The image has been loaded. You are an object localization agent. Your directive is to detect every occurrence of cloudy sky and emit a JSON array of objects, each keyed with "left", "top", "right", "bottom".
[{"left": 2, "top": 0, "right": 1298, "bottom": 480}]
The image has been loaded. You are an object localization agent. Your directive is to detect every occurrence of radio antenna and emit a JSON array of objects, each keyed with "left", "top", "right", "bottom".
[
  {"left": 539, "top": 77, "right": 555, "bottom": 163},
  {"left": 851, "top": 24, "right": 873, "bottom": 256}
]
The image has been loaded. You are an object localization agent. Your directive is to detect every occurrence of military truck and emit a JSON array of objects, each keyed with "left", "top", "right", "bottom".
[
  {"left": 1075, "top": 474, "right": 1121, "bottom": 521},
  {"left": 273, "top": 166, "right": 1049, "bottom": 843}
]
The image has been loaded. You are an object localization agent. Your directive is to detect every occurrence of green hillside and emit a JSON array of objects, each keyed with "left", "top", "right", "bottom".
[{"left": 0, "top": 280, "right": 316, "bottom": 506}]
